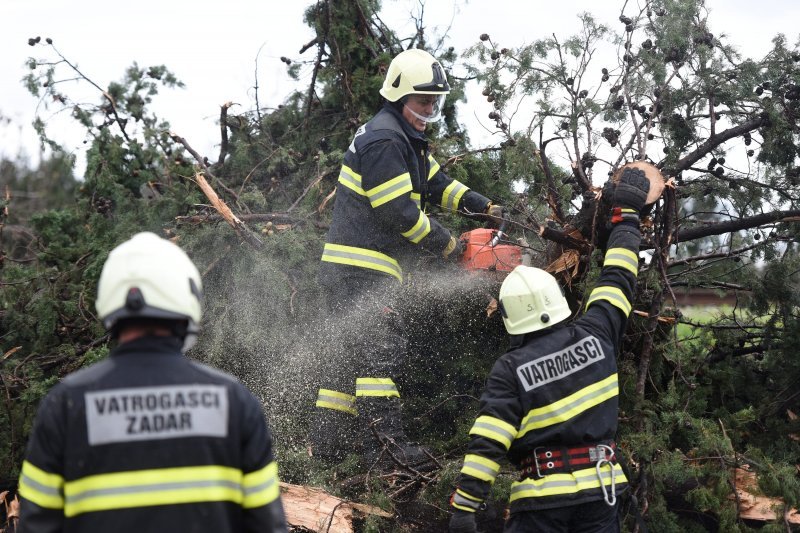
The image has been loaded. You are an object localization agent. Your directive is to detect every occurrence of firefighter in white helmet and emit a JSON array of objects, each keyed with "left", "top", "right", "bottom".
[
  {"left": 18, "top": 232, "right": 288, "bottom": 533},
  {"left": 313, "top": 48, "right": 503, "bottom": 470},
  {"left": 448, "top": 168, "right": 650, "bottom": 532}
]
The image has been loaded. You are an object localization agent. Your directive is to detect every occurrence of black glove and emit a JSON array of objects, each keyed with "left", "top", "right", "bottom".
[
  {"left": 442, "top": 235, "right": 464, "bottom": 261},
  {"left": 448, "top": 510, "right": 477, "bottom": 533},
  {"left": 613, "top": 167, "right": 650, "bottom": 213}
]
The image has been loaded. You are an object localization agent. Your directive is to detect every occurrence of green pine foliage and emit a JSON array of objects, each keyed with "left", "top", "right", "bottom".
[{"left": 3, "top": 0, "right": 800, "bottom": 530}]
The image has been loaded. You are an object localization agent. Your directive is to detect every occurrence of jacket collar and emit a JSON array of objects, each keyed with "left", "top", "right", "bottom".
[{"left": 110, "top": 336, "right": 184, "bottom": 357}]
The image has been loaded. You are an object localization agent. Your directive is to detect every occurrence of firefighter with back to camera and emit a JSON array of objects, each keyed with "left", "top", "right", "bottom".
[
  {"left": 312, "top": 48, "right": 504, "bottom": 470},
  {"left": 448, "top": 167, "right": 650, "bottom": 532},
  {"left": 17, "top": 232, "right": 288, "bottom": 533}
]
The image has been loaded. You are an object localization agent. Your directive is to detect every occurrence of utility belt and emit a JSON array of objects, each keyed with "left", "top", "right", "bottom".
[{"left": 519, "top": 441, "right": 619, "bottom": 506}]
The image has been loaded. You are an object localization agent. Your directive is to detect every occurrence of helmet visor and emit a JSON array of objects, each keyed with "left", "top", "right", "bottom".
[{"left": 403, "top": 93, "right": 447, "bottom": 124}]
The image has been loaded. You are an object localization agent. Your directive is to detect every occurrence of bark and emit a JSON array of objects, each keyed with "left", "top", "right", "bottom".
[{"left": 674, "top": 210, "right": 800, "bottom": 243}]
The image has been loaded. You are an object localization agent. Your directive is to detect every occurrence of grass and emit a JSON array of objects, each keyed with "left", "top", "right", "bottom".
[{"left": 675, "top": 305, "right": 733, "bottom": 343}]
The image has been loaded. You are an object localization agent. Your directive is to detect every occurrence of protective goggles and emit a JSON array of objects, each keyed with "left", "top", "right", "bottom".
[{"left": 402, "top": 93, "right": 447, "bottom": 123}]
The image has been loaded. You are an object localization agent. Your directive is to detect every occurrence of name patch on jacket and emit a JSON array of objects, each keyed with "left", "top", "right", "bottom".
[
  {"left": 85, "top": 385, "right": 228, "bottom": 445},
  {"left": 516, "top": 336, "right": 605, "bottom": 392}
]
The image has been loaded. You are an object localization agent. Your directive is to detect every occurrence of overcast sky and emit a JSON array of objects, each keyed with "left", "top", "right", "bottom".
[{"left": 2, "top": 0, "right": 799, "bottom": 175}]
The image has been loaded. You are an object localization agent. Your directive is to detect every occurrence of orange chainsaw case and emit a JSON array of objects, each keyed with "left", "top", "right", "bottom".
[{"left": 459, "top": 228, "right": 522, "bottom": 273}]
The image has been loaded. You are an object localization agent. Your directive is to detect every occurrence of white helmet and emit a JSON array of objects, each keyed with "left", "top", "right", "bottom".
[
  {"left": 96, "top": 232, "right": 203, "bottom": 350},
  {"left": 380, "top": 49, "right": 450, "bottom": 122},
  {"left": 498, "top": 266, "right": 571, "bottom": 335}
]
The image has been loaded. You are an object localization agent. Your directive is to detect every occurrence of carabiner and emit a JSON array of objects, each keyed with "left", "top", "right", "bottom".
[{"left": 595, "top": 444, "right": 617, "bottom": 507}]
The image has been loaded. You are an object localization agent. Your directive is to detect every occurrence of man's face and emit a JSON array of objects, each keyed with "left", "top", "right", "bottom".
[{"left": 401, "top": 94, "right": 444, "bottom": 132}]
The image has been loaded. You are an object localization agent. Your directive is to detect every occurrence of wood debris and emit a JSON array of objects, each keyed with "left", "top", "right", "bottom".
[
  {"left": 729, "top": 466, "right": 800, "bottom": 524},
  {"left": 280, "top": 482, "right": 391, "bottom": 533}
]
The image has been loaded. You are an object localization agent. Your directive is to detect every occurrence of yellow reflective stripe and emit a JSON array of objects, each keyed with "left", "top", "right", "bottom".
[
  {"left": 451, "top": 489, "right": 482, "bottom": 512},
  {"left": 469, "top": 415, "right": 518, "bottom": 450},
  {"left": 457, "top": 488, "right": 482, "bottom": 502},
  {"left": 510, "top": 463, "right": 627, "bottom": 501},
  {"left": 451, "top": 501, "right": 478, "bottom": 512},
  {"left": 338, "top": 165, "right": 366, "bottom": 196},
  {"left": 366, "top": 173, "right": 412, "bottom": 208},
  {"left": 315, "top": 388, "right": 357, "bottom": 416},
  {"left": 63, "top": 465, "right": 243, "bottom": 517},
  {"left": 604, "top": 247, "right": 638, "bottom": 276},
  {"left": 460, "top": 454, "right": 500, "bottom": 483},
  {"left": 401, "top": 211, "right": 431, "bottom": 244},
  {"left": 427, "top": 155, "right": 440, "bottom": 180},
  {"left": 19, "top": 460, "right": 65, "bottom": 509},
  {"left": 355, "top": 378, "right": 400, "bottom": 398},
  {"left": 585, "top": 286, "right": 632, "bottom": 316},
  {"left": 441, "top": 180, "right": 469, "bottom": 212},
  {"left": 518, "top": 374, "right": 618, "bottom": 437},
  {"left": 242, "top": 461, "right": 280, "bottom": 509},
  {"left": 410, "top": 192, "right": 421, "bottom": 208},
  {"left": 321, "top": 243, "right": 402, "bottom": 281}
]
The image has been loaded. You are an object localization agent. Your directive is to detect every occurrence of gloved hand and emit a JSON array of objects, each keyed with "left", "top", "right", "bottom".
[
  {"left": 442, "top": 235, "right": 464, "bottom": 261},
  {"left": 613, "top": 167, "right": 650, "bottom": 213},
  {"left": 448, "top": 510, "right": 477, "bottom": 533},
  {"left": 485, "top": 203, "right": 505, "bottom": 228}
]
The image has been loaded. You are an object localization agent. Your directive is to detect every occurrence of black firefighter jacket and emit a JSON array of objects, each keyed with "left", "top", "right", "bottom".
[
  {"left": 452, "top": 221, "right": 642, "bottom": 515},
  {"left": 18, "top": 336, "right": 288, "bottom": 533},
  {"left": 319, "top": 104, "right": 490, "bottom": 287}
]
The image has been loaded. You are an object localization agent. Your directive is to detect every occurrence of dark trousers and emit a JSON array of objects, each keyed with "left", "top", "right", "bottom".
[
  {"left": 309, "top": 274, "right": 407, "bottom": 460},
  {"left": 505, "top": 500, "right": 619, "bottom": 533}
]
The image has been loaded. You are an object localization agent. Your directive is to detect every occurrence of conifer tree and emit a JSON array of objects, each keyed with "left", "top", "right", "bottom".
[{"left": 3, "top": 1, "right": 800, "bottom": 530}]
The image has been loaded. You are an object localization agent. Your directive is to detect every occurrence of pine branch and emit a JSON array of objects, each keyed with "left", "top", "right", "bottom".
[
  {"left": 674, "top": 209, "right": 800, "bottom": 243},
  {"left": 665, "top": 116, "right": 766, "bottom": 175}
]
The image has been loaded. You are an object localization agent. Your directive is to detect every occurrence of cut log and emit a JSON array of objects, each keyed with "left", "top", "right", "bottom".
[
  {"left": 610, "top": 160, "right": 666, "bottom": 205},
  {"left": 280, "top": 482, "right": 392, "bottom": 532}
]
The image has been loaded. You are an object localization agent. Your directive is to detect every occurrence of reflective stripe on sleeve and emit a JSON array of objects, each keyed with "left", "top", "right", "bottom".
[
  {"left": 366, "top": 173, "right": 413, "bottom": 208},
  {"left": 63, "top": 465, "right": 245, "bottom": 517},
  {"left": 460, "top": 454, "right": 501, "bottom": 484},
  {"left": 510, "top": 463, "right": 627, "bottom": 501},
  {"left": 517, "top": 374, "right": 618, "bottom": 437},
  {"left": 584, "top": 286, "right": 632, "bottom": 316},
  {"left": 355, "top": 378, "right": 400, "bottom": 398},
  {"left": 603, "top": 247, "right": 639, "bottom": 276},
  {"left": 451, "top": 488, "right": 483, "bottom": 512},
  {"left": 410, "top": 192, "right": 421, "bottom": 209},
  {"left": 338, "top": 165, "right": 366, "bottom": 196},
  {"left": 18, "top": 460, "right": 65, "bottom": 510},
  {"left": 427, "top": 155, "right": 440, "bottom": 180},
  {"left": 315, "top": 389, "right": 357, "bottom": 416},
  {"left": 441, "top": 180, "right": 469, "bottom": 212},
  {"left": 468, "top": 415, "right": 518, "bottom": 450},
  {"left": 242, "top": 461, "right": 281, "bottom": 509},
  {"left": 321, "top": 243, "right": 403, "bottom": 281},
  {"left": 401, "top": 211, "right": 432, "bottom": 244}
]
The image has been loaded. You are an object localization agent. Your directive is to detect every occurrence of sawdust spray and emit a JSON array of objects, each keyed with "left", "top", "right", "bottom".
[{"left": 193, "top": 248, "right": 507, "bottom": 462}]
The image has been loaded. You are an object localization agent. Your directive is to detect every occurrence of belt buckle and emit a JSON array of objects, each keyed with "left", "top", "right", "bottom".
[
  {"left": 532, "top": 446, "right": 556, "bottom": 478},
  {"left": 532, "top": 446, "right": 545, "bottom": 478}
]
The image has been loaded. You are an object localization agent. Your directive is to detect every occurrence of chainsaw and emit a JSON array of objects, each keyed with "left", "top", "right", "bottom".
[
  {"left": 458, "top": 160, "right": 667, "bottom": 278},
  {"left": 458, "top": 214, "right": 527, "bottom": 278}
]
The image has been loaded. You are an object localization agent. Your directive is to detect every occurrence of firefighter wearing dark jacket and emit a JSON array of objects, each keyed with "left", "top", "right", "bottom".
[
  {"left": 17, "top": 232, "right": 288, "bottom": 533},
  {"left": 449, "top": 168, "right": 651, "bottom": 533},
  {"left": 312, "top": 48, "right": 503, "bottom": 468}
]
